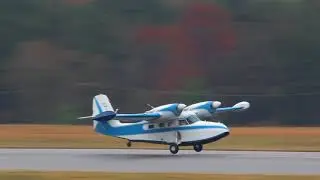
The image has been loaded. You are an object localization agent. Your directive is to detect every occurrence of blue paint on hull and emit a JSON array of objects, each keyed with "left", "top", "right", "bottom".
[{"left": 95, "top": 121, "right": 228, "bottom": 136}]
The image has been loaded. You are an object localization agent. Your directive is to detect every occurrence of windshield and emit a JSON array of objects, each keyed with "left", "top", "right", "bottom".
[{"left": 186, "top": 115, "right": 200, "bottom": 124}]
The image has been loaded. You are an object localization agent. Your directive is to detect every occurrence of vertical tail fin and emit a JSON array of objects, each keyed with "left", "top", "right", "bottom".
[
  {"left": 92, "top": 94, "right": 114, "bottom": 116},
  {"left": 78, "top": 94, "right": 119, "bottom": 131},
  {"left": 92, "top": 94, "right": 120, "bottom": 131}
]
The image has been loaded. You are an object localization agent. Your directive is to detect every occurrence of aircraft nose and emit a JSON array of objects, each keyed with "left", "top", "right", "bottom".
[
  {"left": 207, "top": 122, "right": 230, "bottom": 140},
  {"left": 220, "top": 123, "right": 229, "bottom": 131},
  {"left": 221, "top": 123, "right": 230, "bottom": 133},
  {"left": 213, "top": 122, "right": 229, "bottom": 134}
]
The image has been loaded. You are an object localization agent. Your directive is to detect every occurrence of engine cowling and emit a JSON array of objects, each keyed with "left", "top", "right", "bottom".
[
  {"left": 184, "top": 101, "right": 221, "bottom": 119},
  {"left": 146, "top": 103, "right": 187, "bottom": 120}
]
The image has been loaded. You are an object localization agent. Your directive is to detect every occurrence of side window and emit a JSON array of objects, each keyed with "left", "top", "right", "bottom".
[
  {"left": 148, "top": 124, "right": 154, "bottom": 129},
  {"left": 159, "top": 123, "right": 165, "bottom": 128},
  {"left": 168, "top": 121, "right": 175, "bottom": 127}
]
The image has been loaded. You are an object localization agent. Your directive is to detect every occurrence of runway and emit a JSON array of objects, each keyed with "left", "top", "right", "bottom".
[{"left": 0, "top": 149, "right": 319, "bottom": 174}]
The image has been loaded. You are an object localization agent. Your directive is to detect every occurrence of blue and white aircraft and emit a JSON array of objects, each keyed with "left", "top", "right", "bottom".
[{"left": 79, "top": 94, "right": 250, "bottom": 154}]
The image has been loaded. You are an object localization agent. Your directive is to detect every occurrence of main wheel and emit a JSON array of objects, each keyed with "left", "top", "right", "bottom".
[
  {"left": 169, "top": 144, "right": 179, "bottom": 154},
  {"left": 193, "top": 143, "right": 203, "bottom": 152},
  {"left": 126, "top": 141, "right": 132, "bottom": 147}
]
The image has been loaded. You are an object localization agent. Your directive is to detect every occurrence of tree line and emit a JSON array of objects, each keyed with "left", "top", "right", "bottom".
[{"left": 0, "top": 0, "right": 320, "bottom": 125}]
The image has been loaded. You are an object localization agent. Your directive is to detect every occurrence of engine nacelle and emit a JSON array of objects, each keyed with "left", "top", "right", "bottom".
[
  {"left": 146, "top": 103, "right": 187, "bottom": 120},
  {"left": 184, "top": 101, "right": 221, "bottom": 119}
]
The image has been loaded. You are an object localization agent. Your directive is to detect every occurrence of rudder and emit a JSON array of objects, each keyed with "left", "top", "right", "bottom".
[
  {"left": 92, "top": 94, "right": 114, "bottom": 116},
  {"left": 91, "top": 94, "right": 118, "bottom": 130}
]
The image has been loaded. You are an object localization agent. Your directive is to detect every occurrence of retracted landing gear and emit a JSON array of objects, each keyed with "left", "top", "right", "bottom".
[
  {"left": 169, "top": 144, "right": 179, "bottom": 154},
  {"left": 126, "top": 141, "right": 132, "bottom": 147},
  {"left": 193, "top": 143, "right": 203, "bottom": 152}
]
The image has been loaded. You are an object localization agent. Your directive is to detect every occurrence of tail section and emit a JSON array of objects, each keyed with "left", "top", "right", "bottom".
[
  {"left": 78, "top": 94, "right": 121, "bottom": 133},
  {"left": 78, "top": 94, "right": 117, "bottom": 122},
  {"left": 92, "top": 94, "right": 114, "bottom": 116},
  {"left": 92, "top": 94, "right": 122, "bottom": 133}
]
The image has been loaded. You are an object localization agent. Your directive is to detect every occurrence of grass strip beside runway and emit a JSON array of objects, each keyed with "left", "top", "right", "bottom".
[
  {"left": 0, "top": 125, "right": 319, "bottom": 151},
  {"left": 0, "top": 171, "right": 320, "bottom": 180}
]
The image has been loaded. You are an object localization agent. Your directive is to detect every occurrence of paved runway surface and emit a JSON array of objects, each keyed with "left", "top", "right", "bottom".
[{"left": 1, "top": 149, "right": 320, "bottom": 174}]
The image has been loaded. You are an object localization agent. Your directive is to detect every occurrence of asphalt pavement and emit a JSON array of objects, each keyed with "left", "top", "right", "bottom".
[{"left": 1, "top": 148, "right": 319, "bottom": 174}]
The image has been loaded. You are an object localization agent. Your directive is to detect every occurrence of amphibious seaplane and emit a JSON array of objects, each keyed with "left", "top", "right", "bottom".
[{"left": 78, "top": 94, "right": 250, "bottom": 154}]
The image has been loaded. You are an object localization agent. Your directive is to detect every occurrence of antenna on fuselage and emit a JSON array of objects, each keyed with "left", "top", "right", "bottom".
[{"left": 146, "top": 104, "right": 154, "bottom": 109}]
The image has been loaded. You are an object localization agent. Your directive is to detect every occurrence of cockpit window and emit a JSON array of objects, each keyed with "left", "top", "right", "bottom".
[
  {"left": 186, "top": 115, "right": 200, "bottom": 124},
  {"left": 186, "top": 119, "right": 193, "bottom": 124},
  {"left": 179, "top": 120, "right": 188, "bottom": 126}
]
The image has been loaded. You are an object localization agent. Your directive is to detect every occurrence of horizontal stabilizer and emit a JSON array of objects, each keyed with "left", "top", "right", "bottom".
[
  {"left": 93, "top": 111, "right": 117, "bottom": 121},
  {"left": 115, "top": 112, "right": 161, "bottom": 121},
  {"left": 77, "top": 115, "right": 93, "bottom": 120},
  {"left": 77, "top": 111, "right": 116, "bottom": 122}
]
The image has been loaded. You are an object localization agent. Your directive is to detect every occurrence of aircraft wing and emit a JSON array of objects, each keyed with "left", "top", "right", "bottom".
[
  {"left": 215, "top": 107, "right": 243, "bottom": 113},
  {"left": 115, "top": 103, "right": 186, "bottom": 123}
]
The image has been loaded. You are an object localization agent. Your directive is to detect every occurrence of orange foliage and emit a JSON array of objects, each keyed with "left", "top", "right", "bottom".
[{"left": 136, "top": 2, "right": 236, "bottom": 90}]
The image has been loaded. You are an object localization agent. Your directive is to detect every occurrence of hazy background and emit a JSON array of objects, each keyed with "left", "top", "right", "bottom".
[{"left": 1, "top": 0, "right": 319, "bottom": 126}]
